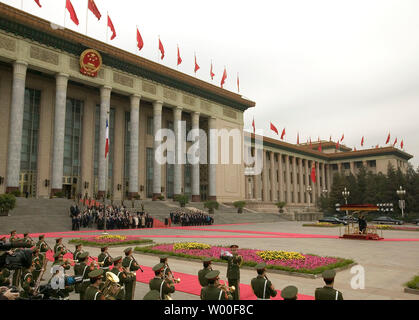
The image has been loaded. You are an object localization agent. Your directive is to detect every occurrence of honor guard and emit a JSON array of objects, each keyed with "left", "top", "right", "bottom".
[
  {"left": 122, "top": 247, "right": 142, "bottom": 300},
  {"left": 149, "top": 263, "right": 175, "bottom": 300},
  {"left": 20, "top": 261, "right": 36, "bottom": 299},
  {"left": 74, "top": 252, "right": 95, "bottom": 300},
  {"left": 221, "top": 244, "right": 242, "bottom": 300},
  {"left": 315, "top": 270, "right": 344, "bottom": 300},
  {"left": 281, "top": 285, "right": 298, "bottom": 300},
  {"left": 200, "top": 270, "right": 233, "bottom": 300},
  {"left": 9, "top": 230, "right": 18, "bottom": 243},
  {"left": 73, "top": 243, "right": 83, "bottom": 262},
  {"left": 251, "top": 263, "right": 277, "bottom": 300},
  {"left": 98, "top": 246, "right": 113, "bottom": 271},
  {"left": 49, "top": 260, "right": 74, "bottom": 299},
  {"left": 54, "top": 238, "right": 66, "bottom": 255},
  {"left": 84, "top": 269, "right": 107, "bottom": 300},
  {"left": 160, "top": 255, "right": 171, "bottom": 278},
  {"left": 23, "top": 233, "right": 34, "bottom": 246},
  {"left": 31, "top": 248, "right": 43, "bottom": 283},
  {"left": 0, "top": 268, "right": 11, "bottom": 287},
  {"left": 110, "top": 256, "right": 128, "bottom": 300},
  {"left": 143, "top": 289, "right": 161, "bottom": 300},
  {"left": 198, "top": 258, "right": 213, "bottom": 287}
]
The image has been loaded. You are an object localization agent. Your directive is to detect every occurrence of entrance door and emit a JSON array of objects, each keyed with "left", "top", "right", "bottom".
[{"left": 63, "top": 185, "right": 72, "bottom": 199}]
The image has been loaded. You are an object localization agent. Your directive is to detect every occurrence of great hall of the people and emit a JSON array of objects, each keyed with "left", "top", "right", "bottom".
[{"left": 0, "top": 4, "right": 413, "bottom": 207}]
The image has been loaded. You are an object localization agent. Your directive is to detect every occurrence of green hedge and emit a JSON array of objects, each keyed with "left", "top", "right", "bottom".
[
  {"left": 405, "top": 275, "right": 419, "bottom": 289},
  {"left": 0, "top": 193, "right": 16, "bottom": 214},
  {"left": 134, "top": 245, "right": 354, "bottom": 275},
  {"left": 69, "top": 238, "right": 153, "bottom": 247}
]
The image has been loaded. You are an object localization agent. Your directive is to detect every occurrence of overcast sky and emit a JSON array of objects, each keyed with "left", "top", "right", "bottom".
[{"left": 2, "top": 0, "right": 419, "bottom": 167}]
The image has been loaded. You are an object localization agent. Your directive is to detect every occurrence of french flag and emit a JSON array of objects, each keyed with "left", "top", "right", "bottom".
[{"left": 105, "top": 119, "right": 109, "bottom": 158}]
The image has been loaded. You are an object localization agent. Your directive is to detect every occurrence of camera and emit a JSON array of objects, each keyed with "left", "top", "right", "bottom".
[{"left": 0, "top": 240, "right": 34, "bottom": 270}]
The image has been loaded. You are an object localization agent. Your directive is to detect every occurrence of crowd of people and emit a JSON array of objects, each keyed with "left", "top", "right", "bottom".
[
  {"left": 169, "top": 208, "right": 214, "bottom": 226},
  {"left": 70, "top": 204, "right": 154, "bottom": 231}
]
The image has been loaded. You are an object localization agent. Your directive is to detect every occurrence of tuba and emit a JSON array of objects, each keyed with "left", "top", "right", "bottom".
[{"left": 102, "top": 272, "right": 121, "bottom": 300}]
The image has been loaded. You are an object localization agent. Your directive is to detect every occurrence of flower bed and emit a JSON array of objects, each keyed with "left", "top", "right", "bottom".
[
  {"left": 135, "top": 243, "right": 354, "bottom": 274},
  {"left": 69, "top": 235, "right": 153, "bottom": 247},
  {"left": 302, "top": 222, "right": 343, "bottom": 228},
  {"left": 173, "top": 242, "right": 211, "bottom": 250},
  {"left": 371, "top": 225, "right": 419, "bottom": 231}
]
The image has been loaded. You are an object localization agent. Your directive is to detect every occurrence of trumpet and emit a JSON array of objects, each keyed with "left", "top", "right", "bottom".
[
  {"left": 102, "top": 272, "right": 121, "bottom": 300},
  {"left": 166, "top": 271, "right": 181, "bottom": 284},
  {"left": 218, "top": 282, "right": 235, "bottom": 293}
]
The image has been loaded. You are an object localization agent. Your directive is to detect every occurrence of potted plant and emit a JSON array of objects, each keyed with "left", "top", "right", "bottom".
[
  {"left": 158, "top": 195, "right": 165, "bottom": 201},
  {"left": 275, "top": 201, "right": 286, "bottom": 214},
  {"left": 204, "top": 200, "right": 219, "bottom": 214},
  {"left": 0, "top": 194, "right": 16, "bottom": 216},
  {"left": 233, "top": 201, "right": 246, "bottom": 214},
  {"left": 174, "top": 195, "right": 189, "bottom": 208}
]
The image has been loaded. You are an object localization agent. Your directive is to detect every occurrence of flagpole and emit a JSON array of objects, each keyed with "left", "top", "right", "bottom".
[
  {"left": 64, "top": 0, "right": 67, "bottom": 29},
  {"left": 21, "top": 0, "right": 23, "bottom": 10},
  {"left": 106, "top": 12, "right": 109, "bottom": 45},
  {"left": 85, "top": 0, "right": 89, "bottom": 35}
]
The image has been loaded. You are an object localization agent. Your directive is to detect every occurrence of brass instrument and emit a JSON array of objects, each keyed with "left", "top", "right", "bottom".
[
  {"left": 102, "top": 272, "right": 121, "bottom": 299},
  {"left": 218, "top": 279, "right": 235, "bottom": 293},
  {"left": 165, "top": 270, "right": 181, "bottom": 284}
]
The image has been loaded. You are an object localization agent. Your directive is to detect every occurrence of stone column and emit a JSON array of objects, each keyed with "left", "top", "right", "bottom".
[
  {"left": 208, "top": 116, "right": 217, "bottom": 200},
  {"left": 326, "top": 164, "right": 332, "bottom": 191},
  {"left": 173, "top": 107, "right": 183, "bottom": 198},
  {"left": 128, "top": 94, "right": 140, "bottom": 198},
  {"left": 278, "top": 153, "right": 285, "bottom": 201},
  {"left": 299, "top": 158, "right": 304, "bottom": 204},
  {"left": 337, "top": 162, "right": 342, "bottom": 173},
  {"left": 285, "top": 155, "right": 291, "bottom": 204},
  {"left": 305, "top": 160, "right": 310, "bottom": 204},
  {"left": 6, "top": 61, "right": 28, "bottom": 193},
  {"left": 51, "top": 73, "right": 69, "bottom": 195},
  {"left": 262, "top": 151, "right": 269, "bottom": 202},
  {"left": 97, "top": 86, "right": 112, "bottom": 198},
  {"left": 322, "top": 163, "right": 326, "bottom": 191},
  {"left": 292, "top": 156, "right": 298, "bottom": 203},
  {"left": 350, "top": 161, "right": 355, "bottom": 175},
  {"left": 152, "top": 100, "right": 163, "bottom": 200},
  {"left": 270, "top": 152, "right": 276, "bottom": 202},
  {"left": 316, "top": 162, "right": 321, "bottom": 197},
  {"left": 255, "top": 174, "right": 261, "bottom": 201},
  {"left": 191, "top": 112, "right": 201, "bottom": 202}
]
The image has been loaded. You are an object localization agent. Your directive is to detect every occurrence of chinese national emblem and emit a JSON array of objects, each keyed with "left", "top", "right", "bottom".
[{"left": 80, "top": 49, "right": 102, "bottom": 77}]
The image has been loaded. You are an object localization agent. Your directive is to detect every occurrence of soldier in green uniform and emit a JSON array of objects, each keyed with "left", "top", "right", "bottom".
[
  {"left": 315, "top": 270, "right": 344, "bottom": 300},
  {"left": 10, "top": 230, "right": 22, "bottom": 287},
  {"left": 9, "top": 230, "right": 18, "bottom": 243},
  {"left": 84, "top": 269, "right": 107, "bottom": 300},
  {"left": 20, "top": 261, "right": 36, "bottom": 299},
  {"left": 200, "top": 270, "right": 233, "bottom": 300},
  {"left": 160, "top": 254, "right": 172, "bottom": 278},
  {"left": 122, "top": 247, "right": 142, "bottom": 300},
  {"left": 0, "top": 268, "right": 11, "bottom": 287},
  {"left": 98, "top": 246, "right": 113, "bottom": 272},
  {"left": 220, "top": 244, "right": 242, "bottom": 300},
  {"left": 143, "top": 289, "right": 161, "bottom": 300},
  {"left": 251, "top": 263, "right": 277, "bottom": 300},
  {"left": 198, "top": 258, "right": 213, "bottom": 287},
  {"left": 48, "top": 260, "right": 74, "bottom": 300},
  {"left": 73, "top": 243, "right": 83, "bottom": 262},
  {"left": 23, "top": 233, "right": 34, "bottom": 247},
  {"left": 110, "top": 256, "right": 128, "bottom": 300},
  {"left": 281, "top": 285, "right": 298, "bottom": 300},
  {"left": 73, "top": 252, "right": 95, "bottom": 300},
  {"left": 149, "top": 263, "right": 175, "bottom": 300},
  {"left": 31, "top": 247, "right": 44, "bottom": 283},
  {"left": 36, "top": 235, "right": 49, "bottom": 279},
  {"left": 54, "top": 238, "right": 67, "bottom": 255}
]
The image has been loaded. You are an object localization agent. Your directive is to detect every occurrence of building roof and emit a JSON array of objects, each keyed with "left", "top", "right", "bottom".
[
  {"left": 0, "top": 3, "right": 255, "bottom": 112},
  {"left": 245, "top": 132, "right": 413, "bottom": 161}
]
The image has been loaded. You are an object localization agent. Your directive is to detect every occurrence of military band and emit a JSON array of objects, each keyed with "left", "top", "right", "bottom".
[
  {"left": 250, "top": 263, "right": 277, "bottom": 300},
  {"left": 98, "top": 246, "right": 113, "bottom": 272},
  {"left": 220, "top": 244, "right": 242, "bottom": 300},
  {"left": 122, "top": 247, "right": 143, "bottom": 300},
  {"left": 198, "top": 258, "right": 213, "bottom": 287},
  {"left": 149, "top": 263, "right": 176, "bottom": 300},
  {"left": 200, "top": 270, "right": 233, "bottom": 300}
]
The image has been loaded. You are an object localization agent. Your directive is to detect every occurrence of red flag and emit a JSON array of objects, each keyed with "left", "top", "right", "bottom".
[
  {"left": 401, "top": 140, "right": 404, "bottom": 149},
  {"left": 34, "top": 0, "right": 42, "bottom": 7},
  {"left": 361, "top": 136, "right": 364, "bottom": 147},
  {"left": 136, "top": 27, "right": 144, "bottom": 51},
  {"left": 336, "top": 140, "right": 340, "bottom": 150},
  {"left": 107, "top": 15, "right": 116, "bottom": 40},
  {"left": 158, "top": 38, "right": 165, "bottom": 60},
  {"left": 297, "top": 133, "right": 300, "bottom": 145},
  {"left": 310, "top": 163, "right": 316, "bottom": 183},
  {"left": 318, "top": 142, "right": 322, "bottom": 152},
  {"left": 375, "top": 144, "right": 379, "bottom": 149},
  {"left": 65, "top": 0, "right": 79, "bottom": 25},
  {"left": 393, "top": 137, "right": 397, "bottom": 147},
  {"left": 221, "top": 67, "right": 227, "bottom": 88},
  {"left": 329, "top": 135, "right": 332, "bottom": 142},
  {"left": 281, "top": 128, "right": 286, "bottom": 140},
  {"left": 210, "top": 62, "right": 215, "bottom": 80},
  {"left": 354, "top": 147, "right": 357, "bottom": 151},
  {"left": 252, "top": 118, "right": 255, "bottom": 134},
  {"left": 194, "top": 54, "right": 200, "bottom": 73},
  {"left": 385, "top": 132, "right": 390, "bottom": 144},
  {"left": 237, "top": 73, "right": 240, "bottom": 93},
  {"left": 341, "top": 133, "right": 344, "bottom": 142},
  {"left": 88, "top": 0, "right": 101, "bottom": 20},
  {"left": 177, "top": 46, "right": 182, "bottom": 66},
  {"left": 270, "top": 122, "right": 278, "bottom": 135}
]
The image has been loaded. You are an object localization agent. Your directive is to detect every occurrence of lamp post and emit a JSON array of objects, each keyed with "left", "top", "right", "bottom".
[
  {"left": 396, "top": 186, "right": 406, "bottom": 218},
  {"left": 342, "top": 187, "right": 350, "bottom": 232},
  {"left": 307, "top": 185, "right": 312, "bottom": 210}
]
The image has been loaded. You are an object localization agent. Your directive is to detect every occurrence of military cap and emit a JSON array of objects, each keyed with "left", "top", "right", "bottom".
[
  {"left": 281, "top": 285, "right": 298, "bottom": 300},
  {"left": 23, "top": 232, "right": 29, "bottom": 236},
  {"left": 101, "top": 246, "right": 108, "bottom": 251},
  {"left": 88, "top": 269, "right": 104, "bottom": 279},
  {"left": 113, "top": 256, "right": 123, "bottom": 263},
  {"left": 255, "top": 263, "right": 266, "bottom": 270},
  {"left": 55, "top": 238, "right": 62, "bottom": 242},
  {"left": 160, "top": 254, "right": 169, "bottom": 260},
  {"left": 75, "top": 243, "right": 82, "bottom": 248},
  {"left": 124, "top": 247, "right": 133, "bottom": 254},
  {"left": 78, "top": 252, "right": 89, "bottom": 259},
  {"left": 39, "top": 235, "right": 45, "bottom": 239},
  {"left": 203, "top": 258, "right": 212, "bottom": 263},
  {"left": 143, "top": 290, "right": 161, "bottom": 300},
  {"left": 152, "top": 263, "right": 165, "bottom": 272},
  {"left": 322, "top": 269, "right": 336, "bottom": 280},
  {"left": 10, "top": 230, "right": 16, "bottom": 233},
  {"left": 205, "top": 270, "right": 220, "bottom": 280},
  {"left": 230, "top": 244, "right": 239, "bottom": 248}
]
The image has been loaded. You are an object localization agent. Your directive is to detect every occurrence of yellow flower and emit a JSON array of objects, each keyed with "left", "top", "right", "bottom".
[
  {"left": 173, "top": 242, "right": 211, "bottom": 250},
  {"left": 256, "top": 250, "right": 305, "bottom": 261}
]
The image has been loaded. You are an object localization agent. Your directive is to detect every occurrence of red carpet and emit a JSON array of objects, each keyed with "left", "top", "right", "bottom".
[{"left": 44, "top": 251, "right": 313, "bottom": 300}]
